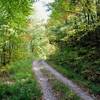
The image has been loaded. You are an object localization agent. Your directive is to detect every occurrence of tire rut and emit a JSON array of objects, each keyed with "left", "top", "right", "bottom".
[
  {"left": 32, "top": 61, "right": 57, "bottom": 100},
  {"left": 40, "top": 60, "right": 94, "bottom": 100},
  {"left": 33, "top": 60, "right": 94, "bottom": 100}
]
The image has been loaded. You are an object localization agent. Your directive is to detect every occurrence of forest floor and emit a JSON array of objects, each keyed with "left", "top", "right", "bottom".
[{"left": 32, "top": 60, "right": 95, "bottom": 100}]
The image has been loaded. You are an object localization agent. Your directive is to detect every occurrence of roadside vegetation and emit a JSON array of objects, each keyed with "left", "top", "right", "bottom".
[
  {"left": 46, "top": 0, "right": 100, "bottom": 98},
  {"left": 0, "top": 0, "right": 42, "bottom": 99},
  {"left": 0, "top": 58, "right": 42, "bottom": 100}
]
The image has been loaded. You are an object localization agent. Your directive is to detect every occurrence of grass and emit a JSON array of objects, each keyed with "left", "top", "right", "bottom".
[
  {"left": 51, "top": 80, "right": 80, "bottom": 100},
  {"left": 41, "top": 68, "right": 80, "bottom": 100},
  {"left": 0, "top": 57, "right": 42, "bottom": 100},
  {"left": 47, "top": 60, "right": 100, "bottom": 96}
]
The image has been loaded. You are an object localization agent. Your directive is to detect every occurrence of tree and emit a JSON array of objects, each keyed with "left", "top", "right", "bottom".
[
  {"left": 0, "top": 0, "right": 32, "bottom": 66},
  {"left": 47, "top": 0, "right": 100, "bottom": 83}
]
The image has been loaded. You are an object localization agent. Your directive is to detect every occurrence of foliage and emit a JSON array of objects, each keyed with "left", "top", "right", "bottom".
[
  {"left": 0, "top": 0, "right": 100, "bottom": 98},
  {"left": 46, "top": 0, "right": 100, "bottom": 96},
  {"left": 0, "top": 58, "right": 42, "bottom": 100},
  {"left": 30, "top": 25, "right": 49, "bottom": 59},
  {"left": 0, "top": 0, "right": 32, "bottom": 66},
  {"left": 0, "top": 79, "right": 41, "bottom": 100}
]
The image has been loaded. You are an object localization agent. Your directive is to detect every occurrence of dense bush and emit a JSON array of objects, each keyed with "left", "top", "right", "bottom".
[
  {"left": 47, "top": 0, "right": 100, "bottom": 83},
  {"left": 0, "top": 79, "right": 41, "bottom": 100}
]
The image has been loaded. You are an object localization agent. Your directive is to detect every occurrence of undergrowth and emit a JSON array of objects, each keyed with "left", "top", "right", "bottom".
[
  {"left": 0, "top": 57, "right": 42, "bottom": 100},
  {"left": 47, "top": 60, "right": 100, "bottom": 96}
]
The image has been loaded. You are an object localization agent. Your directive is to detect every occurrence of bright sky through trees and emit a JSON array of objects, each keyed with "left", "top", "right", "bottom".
[{"left": 34, "top": 0, "right": 54, "bottom": 23}]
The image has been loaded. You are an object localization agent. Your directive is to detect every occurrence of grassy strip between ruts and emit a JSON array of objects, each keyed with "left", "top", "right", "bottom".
[
  {"left": 0, "top": 58, "right": 42, "bottom": 100},
  {"left": 41, "top": 67, "right": 80, "bottom": 100},
  {"left": 46, "top": 60, "right": 100, "bottom": 99}
]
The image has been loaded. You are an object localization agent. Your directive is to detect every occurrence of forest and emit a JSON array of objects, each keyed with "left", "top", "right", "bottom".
[{"left": 0, "top": 0, "right": 100, "bottom": 100}]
